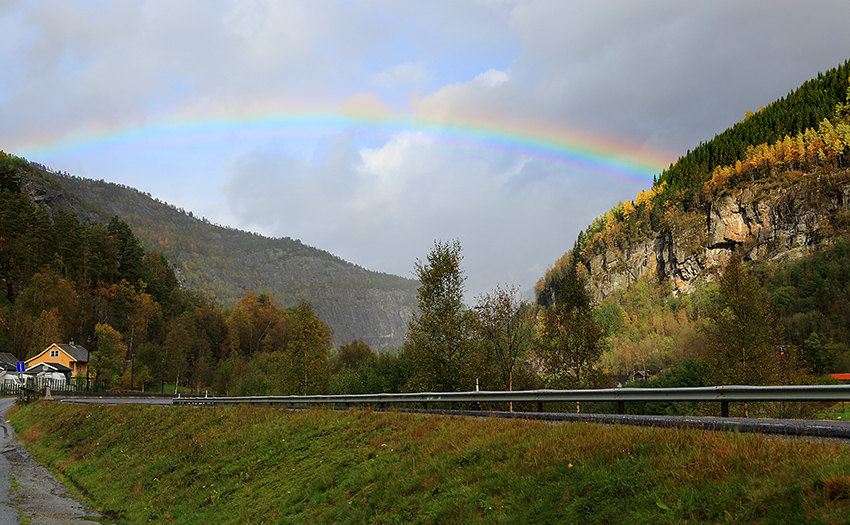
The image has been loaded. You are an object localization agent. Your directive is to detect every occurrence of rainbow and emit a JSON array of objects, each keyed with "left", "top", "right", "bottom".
[{"left": 15, "top": 108, "right": 671, "bottom": 184}]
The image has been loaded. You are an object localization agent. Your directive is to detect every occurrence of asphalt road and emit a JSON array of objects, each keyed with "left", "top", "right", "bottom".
[
  {"left": 0, "top": 398, "right": 101, "bottom": 524},
  {"left": 0, "top": 400, "right": 18, "bottom": 525}
]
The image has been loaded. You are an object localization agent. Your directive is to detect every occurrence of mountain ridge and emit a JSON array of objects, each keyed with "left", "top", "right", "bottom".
[
  {"left": 537, "top": 59, "right": 850, "bottom": 304},
  {"left": 18, "top": 162, "right": 418, "bottom": 349}
]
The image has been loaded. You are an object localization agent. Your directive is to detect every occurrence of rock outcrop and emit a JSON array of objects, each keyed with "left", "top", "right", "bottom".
[{"left": 583, "top": 169, "right": 850, "bottom": 300}]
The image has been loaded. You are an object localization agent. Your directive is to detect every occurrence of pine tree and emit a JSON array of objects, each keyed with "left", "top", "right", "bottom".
[{"left": 107, "top": 217, "right": 145, "bottom": 286}]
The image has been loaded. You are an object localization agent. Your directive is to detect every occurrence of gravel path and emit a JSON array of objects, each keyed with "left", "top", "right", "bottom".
[{"left": 0, "top": 398, "right": 101, "bottom": 525}]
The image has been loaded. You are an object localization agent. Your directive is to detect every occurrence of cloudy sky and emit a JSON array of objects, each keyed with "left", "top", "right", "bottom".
[{"left": 3, "top": 1, "right": 850, "bottom": 299}]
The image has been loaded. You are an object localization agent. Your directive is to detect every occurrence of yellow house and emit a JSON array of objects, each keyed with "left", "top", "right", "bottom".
[{"left": 26, "top": 343, "right": 90, "bottom": 379}]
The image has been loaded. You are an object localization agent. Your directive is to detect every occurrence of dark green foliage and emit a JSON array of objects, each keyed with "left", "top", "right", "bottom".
[
  {"left": 593, "top": 301, "right": 625, "bottom": 337},
  {"left": 768, "top": 235, "right": 850, "bottom": 372},
  {"left": 0, "top": 151, "right": 28, "bottom": 191},
  {"left": 83, "top": 224, "right": 119, "bottom": 286},
  {"left": 475, "top": 286, "right": 534, "bottom": 395},
  {"left": 328, "top": 348, "right": 415, "bottom": 394},
  {"left": 335, "top": 340, "right": 377, "bottom": 371},
  {"left": 627, "top": 358, "right": 709, "bottom": 415},
  {"left": 142, "top": 251, "right": 180, "bottom": 314},
  {"left": 107, "top": 216, "right": 145, "bottom": 285},
  {"left": 51, "top": 210, "right": 87, "bottom": 283},
  {"left": 702, "top": 257, "right": 782, "bottom": 385},
  {"left": 0, "top": 188, "right": 41, "bottom": 301},
  {"left": 537, "top": 254, "right": 605, "bottom": 387},
  {"left": 655, "top": 59, "right": 850, "bottom": 210}
]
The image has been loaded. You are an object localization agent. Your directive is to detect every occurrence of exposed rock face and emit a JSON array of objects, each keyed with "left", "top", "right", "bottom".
[{"left": 584, "top": 170, "right": 850, "bottom": 300}]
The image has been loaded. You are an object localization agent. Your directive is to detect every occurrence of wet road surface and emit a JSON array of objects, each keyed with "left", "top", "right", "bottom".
[{"left": 0, "top": 398, "right": 101, "bottom": 524}]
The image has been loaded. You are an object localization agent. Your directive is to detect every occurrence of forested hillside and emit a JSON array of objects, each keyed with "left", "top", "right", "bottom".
[
  {"left": 17, "top": 164, "right": 418, "bottom": 349},
  {"left": 536, "top": 59, "right": 850, "bottom": 385},
  {"left": 655, "top": 59, "right": 850, "bottom": 211},
  {"left": 0, "top": 155, "right": 361, "bottom": 393},
  {"left": 539, "top": 59, "right": 850, "bottom": 301}
]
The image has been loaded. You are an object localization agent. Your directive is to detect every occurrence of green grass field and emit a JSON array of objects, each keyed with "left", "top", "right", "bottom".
[{"left": 8, "top": 401, "right": 850, "bottom": 524}]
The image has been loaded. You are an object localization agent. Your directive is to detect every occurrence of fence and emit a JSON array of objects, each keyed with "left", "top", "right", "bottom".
[
  {"left": 173, "top": 384, "right": 850, "bottom": 417},
  {"left": 0, "top": 377, "right": 80, "bottom": 396}
]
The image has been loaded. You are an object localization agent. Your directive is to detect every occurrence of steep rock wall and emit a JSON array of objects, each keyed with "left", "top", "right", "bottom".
[{"left": 583, "top": 169, "right": 850, "bottom": 299}]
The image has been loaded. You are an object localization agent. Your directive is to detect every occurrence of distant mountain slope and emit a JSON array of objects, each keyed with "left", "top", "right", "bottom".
[{"left": 21, "top": 166, "right": 418, "bottom": 349}]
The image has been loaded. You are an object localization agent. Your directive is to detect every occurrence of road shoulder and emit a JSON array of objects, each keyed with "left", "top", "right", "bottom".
[{"left": 0, "top": 398, "right": 101, "bottom": 525}]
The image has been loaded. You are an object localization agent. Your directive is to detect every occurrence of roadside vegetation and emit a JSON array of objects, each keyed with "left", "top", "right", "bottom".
[{"left": 10, "top": 401, "right": 850, "bottom": 524}]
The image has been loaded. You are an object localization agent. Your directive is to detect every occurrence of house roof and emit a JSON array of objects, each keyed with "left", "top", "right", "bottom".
[
  {"left": 55, "top": 343, "right": 89, "bottom": 362},
  {"left": 831, "top": 373, "right": 850, "bottom": 381},
  {"left": 27, "top": 362, "right": 73, "bottom": 374},
  {"left": 27, "top": 343, "right": 89, "bottom": 365},
  {"left": 0, "top": 353, "right": 18, "bottom": 370}
]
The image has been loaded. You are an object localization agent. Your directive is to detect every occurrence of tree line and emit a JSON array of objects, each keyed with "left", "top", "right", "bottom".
[
  {"left": 0, "top": 153, "right": 336, "bottom": 393},
  {"left": 656, "top": 59, "right": 850, "bottom": 211}
]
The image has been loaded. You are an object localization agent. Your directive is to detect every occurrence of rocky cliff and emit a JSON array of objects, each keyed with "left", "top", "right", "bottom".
[{"left": 582, "top": 169, "right": 850, "bottom": 300}]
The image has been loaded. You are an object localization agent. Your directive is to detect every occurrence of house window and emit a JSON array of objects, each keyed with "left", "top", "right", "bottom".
[{"left": 50, "top": 349, "right": 60, "bottom": 358}]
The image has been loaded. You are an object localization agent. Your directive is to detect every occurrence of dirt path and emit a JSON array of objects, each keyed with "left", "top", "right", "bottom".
[{"left": 0, "top": 398, "right": 102, "bottom": 524}]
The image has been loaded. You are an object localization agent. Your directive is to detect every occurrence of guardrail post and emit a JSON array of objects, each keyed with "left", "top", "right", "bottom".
[
  {"left": 536, "top": 400, "right": 543, "bottom": 412},
  {"left": 617, "top": 400, "right": 625, "bottom": 414},
  {"left": 721, "top": 400, "right": 729, "bottom": 417}
]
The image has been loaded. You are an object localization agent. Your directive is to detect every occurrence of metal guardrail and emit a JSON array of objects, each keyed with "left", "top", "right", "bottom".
[{"left": 173, "top": 384, "right": 850, "bottom": 417}]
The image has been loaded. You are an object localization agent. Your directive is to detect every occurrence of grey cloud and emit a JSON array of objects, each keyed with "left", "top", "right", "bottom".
[
  {"left": 4, "top": 0, "right": 850, "bottom": 300},
  {"left": 225, "top": 133, "right": 642, "bottom": 299},
  {"left": 417, "top": 0, "right": 850, "bottom": 156},
  {"left": 0, "top": 0, "right": 514, "bottom": 149}
]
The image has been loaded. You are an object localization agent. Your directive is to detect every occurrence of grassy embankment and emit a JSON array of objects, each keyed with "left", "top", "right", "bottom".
[{"left": 8, "top": 401, "right": 850, "bottom": 524}]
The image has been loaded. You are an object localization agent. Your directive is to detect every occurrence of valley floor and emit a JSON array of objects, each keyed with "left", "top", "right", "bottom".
[{"left": 8, "top": 401, "right": 850, "bottom": 524}]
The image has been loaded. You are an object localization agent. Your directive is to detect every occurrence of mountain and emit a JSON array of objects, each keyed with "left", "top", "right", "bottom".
[
  {"left": 538, "top": 59, "right": 850, "bottom": 303},
  {"left": 19, "top": 165, "right": 418, "bottom": 349}
]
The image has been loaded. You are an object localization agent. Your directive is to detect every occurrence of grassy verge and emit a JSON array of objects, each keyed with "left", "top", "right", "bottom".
[
  {"left": 818, "top": 402, "right": 850, "bottom": 420},
  {"left": 8, "top": 402, "right": 850, "bottom": 524}
]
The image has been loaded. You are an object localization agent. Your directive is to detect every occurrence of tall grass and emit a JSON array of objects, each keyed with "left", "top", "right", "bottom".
[{"left": 9, "top": 402, "right": 850, "bottom": 524}]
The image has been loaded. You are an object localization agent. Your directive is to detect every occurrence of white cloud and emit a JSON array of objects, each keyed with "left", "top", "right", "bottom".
[
  {"left": 373, "top": 62, "right": 430, "bottom": 87},
  {"left": 475, "top": 69, "right": 509, "bottom": 87}
]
